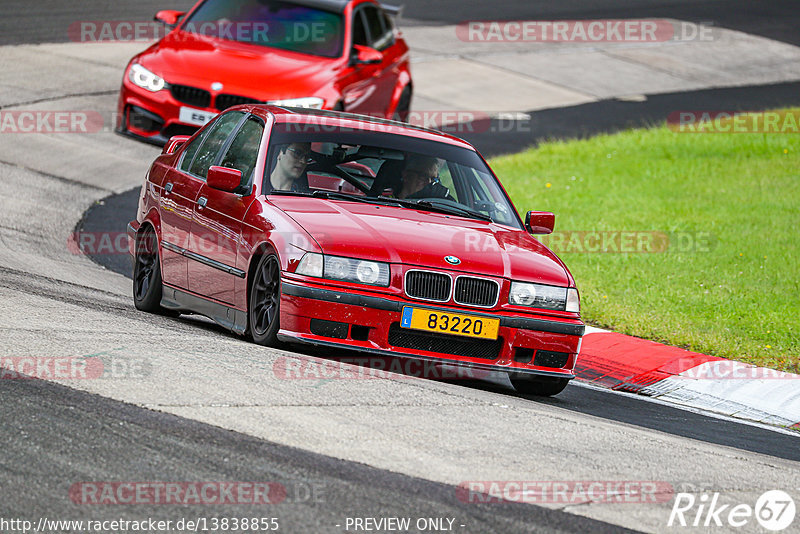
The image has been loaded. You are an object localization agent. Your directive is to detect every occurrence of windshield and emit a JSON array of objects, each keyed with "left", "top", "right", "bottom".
[
  {"left": 263, "top": 124, "right": 522, "bottom": 228},
  {"left": 182, "top": 0, "right": 344, "bottom": 58}
]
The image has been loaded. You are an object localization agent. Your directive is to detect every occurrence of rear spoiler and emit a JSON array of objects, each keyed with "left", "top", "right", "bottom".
[{"left": 381, "top": 3, "right": 403, "bottom": 17}]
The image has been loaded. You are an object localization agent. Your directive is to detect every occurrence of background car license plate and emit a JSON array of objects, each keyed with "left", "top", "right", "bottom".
[
  {"left": 179, "top": 107, "right": 217, "bottom": 126},
  {"left": 400, "top": 306, "right": 500, "bottom": 340}
]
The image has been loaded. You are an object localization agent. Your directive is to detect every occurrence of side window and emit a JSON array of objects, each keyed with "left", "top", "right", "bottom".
[
  {"left": 438, "top": 164, "right": 456, "bottom": 200},
  {"left": 352, "top": 10, "right": 368, "bottom": 47},
  {"left": 466, "top": 170, "right": 492, "bottom": 206},
  {"left": 381, "top": 11, "right": 394, "bottom": 38},
  {"left": 188, "top": 111, "right": 244, "bottom": 179},
  {"left": 219, "top": 117, "right": 264, "bottom": 187},
  {"left": 363, "top": 6, "right": 390, "bottom": 51},
  {"left": 179, "top": 134, "right": 204, "bottom": 173}
]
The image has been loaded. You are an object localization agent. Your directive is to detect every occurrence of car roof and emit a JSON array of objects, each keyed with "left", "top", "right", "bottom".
[
  {"left": 247, "top": 105, "right": 477, "bottom": 151},
  {"left": 289, "top": 0, "right": 352, "bottom": 13},
  {"left": 291, "top": 0, "right": 399, "bottom": 13}
]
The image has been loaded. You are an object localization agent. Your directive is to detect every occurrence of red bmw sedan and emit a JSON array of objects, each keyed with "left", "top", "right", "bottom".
[
  {"left": 128, "top": 106, "right": 584, "bottom": 396},
  {"left": 117, "top": 0, "right": 411, "bottom": 145}
]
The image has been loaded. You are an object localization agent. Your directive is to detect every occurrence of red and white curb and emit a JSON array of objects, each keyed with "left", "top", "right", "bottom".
[{"left": 576, "top": 326, "right": 800, "bottom": 430}]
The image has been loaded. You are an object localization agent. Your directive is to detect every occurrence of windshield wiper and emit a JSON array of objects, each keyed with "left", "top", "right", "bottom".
[
  {"left": 365, "top": 196, "right": 492, "bottom": 222},
  {"left": 268, "top": 190, "right": 313, "bottom": 197},
  {"left": 269, "top": 190, "right": 372, "bottom": 203},
  {"left": 311, "top": 190, "right": 374, "bottom": 203},
  {"left": 415, "top": 199, "right": 493, "bottom": 222}
]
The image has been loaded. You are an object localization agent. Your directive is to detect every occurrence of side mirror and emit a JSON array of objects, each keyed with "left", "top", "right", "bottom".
[
  {"left": 525, "top": 211, "right": 555, "bottom": 234},
  {"left": 163, "top": 135, "right": 191, "bottom": 155},
  {"left": 352, "top": 45, "right": 383, "bottom": 65},
  {"left": 154, "top": 10, "right": 185, "bottom": 28},
  {"left": 208, "top": 166, "right": 243, "bottom": 193}
]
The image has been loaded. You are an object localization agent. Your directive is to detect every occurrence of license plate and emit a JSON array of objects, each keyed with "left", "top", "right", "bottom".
[
  {"left": 400, "top": 306, "right": 500, "bottom": 340},
  {"left": 179, "top": 107, "right": 217, "bottom": 126}
]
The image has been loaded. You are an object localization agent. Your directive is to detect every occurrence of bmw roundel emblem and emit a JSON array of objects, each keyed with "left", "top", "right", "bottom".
[
  {"left": 211, "top": 82, "right": 224, "bottom": 91},
  {"left": 445, "top": 256, "right": 461, "bottom": 265}
]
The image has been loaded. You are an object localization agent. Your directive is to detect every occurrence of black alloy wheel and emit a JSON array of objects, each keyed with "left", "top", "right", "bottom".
[
  {"left": 133, "top": 227, "right": 163, "bottom": 312},
  {"left": 249, "top": 254, "right": 281, "bottom": 346}
]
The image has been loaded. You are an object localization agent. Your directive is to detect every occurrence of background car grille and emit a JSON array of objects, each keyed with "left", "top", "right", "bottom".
[
  {"left": 405, "top": 271, "right": 451, "bottom": 302},
  {"left": 454, "top": 277, "right": 499, "bottom": 307},
  {"left": 388, "top": 324, "right": 502, "bottom": 360},
  {"left": 170, "top": 84, "right": 211, "bottom": 108},
  {"left": 215, "top": 94, "right": 262, "bottom": 111}
]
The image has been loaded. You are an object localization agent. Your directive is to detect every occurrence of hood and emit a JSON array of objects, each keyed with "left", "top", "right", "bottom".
[
  {"left": 138, "top": 32, "right": 338, "bottom": 99},
  {"left": 270, "top": 197, "right": 570, "bottom": 287}
]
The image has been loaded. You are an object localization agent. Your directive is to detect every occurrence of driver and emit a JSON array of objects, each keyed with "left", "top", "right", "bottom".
[
  {"left": 269, "top": 142, "right": 311, "bottom": 192},
  {"left": 397, "top": 154, "right": 444, "bottom": 199}
]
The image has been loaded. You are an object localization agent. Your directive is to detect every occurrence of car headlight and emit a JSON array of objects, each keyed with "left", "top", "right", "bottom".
[
  {"left": 295, "top": 253, "right": 390, "bottom": 286},
  {"left": 266, "top": 97, "right": 324, "bottom": 109},
  {"left": 129, "top": 63, "right": 166, "bottom": 92},
  {"left": 566, "top": 288, "right": 580, "bottom": 313},
  {"left": 509, "top": 282, "right": 580, "bottom": 312},
  {"left": 295, "top": 253, "right": 323, "bottom": 278}
]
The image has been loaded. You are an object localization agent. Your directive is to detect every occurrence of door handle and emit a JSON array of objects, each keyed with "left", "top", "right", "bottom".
[
  {"left": 165, "top": 182, "right": 174, "bottom": 194},
  {"left": 197, "top": 197, "right": 207, "bottom": 209}
]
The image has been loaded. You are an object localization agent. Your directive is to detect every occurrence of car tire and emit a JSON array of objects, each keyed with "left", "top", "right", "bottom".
[
  {"left": 133, "top": 227, "right": 164, "bottom": 313},
  {"left": 393, "top": 86, "right": 411, "bottom": 122},
  {"left": 249, "top": 254, "right": 281, "bottom": 346},
  {"left": 510, "top": 375, "right": 570, "bottom": 397}
]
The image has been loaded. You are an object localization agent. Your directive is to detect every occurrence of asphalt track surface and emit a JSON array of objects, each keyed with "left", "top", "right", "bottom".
[
  {"left": 3, "top": 1, "right": 800, "bottom": 532},
  {"left": 2, "top": 377, "right": 634, "bottom": 534}
]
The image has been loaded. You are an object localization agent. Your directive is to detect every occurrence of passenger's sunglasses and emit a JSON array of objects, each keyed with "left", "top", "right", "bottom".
[{"left": 285, "top": 147, "right": 312, "bottom": 163}]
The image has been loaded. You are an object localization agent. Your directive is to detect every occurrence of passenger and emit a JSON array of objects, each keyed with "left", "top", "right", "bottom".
[{"left": 269, "top": 142, "right": 311, "bottom": 192}]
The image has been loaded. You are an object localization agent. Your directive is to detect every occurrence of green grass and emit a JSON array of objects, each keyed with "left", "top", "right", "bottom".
[{"left": 490, "top": 115, "right": 800, "bottom": 371}]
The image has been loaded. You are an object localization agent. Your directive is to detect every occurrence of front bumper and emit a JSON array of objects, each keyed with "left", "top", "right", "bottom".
[
  {"left": 279, "top": 281, "right": 583, "bottom": 379},
  {"left": 117, "top": 82, "right": 206, "bottom": 146}
]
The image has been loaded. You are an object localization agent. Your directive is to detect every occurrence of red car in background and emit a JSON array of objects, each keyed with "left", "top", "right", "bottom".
[
  {"left": 128, "top": 106, "right": 584, "bottom": 396},
  {"left": 117, "top": 0, "right": 411, "bottom": 145}
]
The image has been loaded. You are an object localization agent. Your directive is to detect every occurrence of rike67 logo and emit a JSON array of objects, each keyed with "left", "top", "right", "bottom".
[{"left": 669, "top": 490, "right": 795, "bottom": 531}]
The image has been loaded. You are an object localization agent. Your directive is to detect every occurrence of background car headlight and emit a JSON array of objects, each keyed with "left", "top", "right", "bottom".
[
  {"left": 295, "top": 253, "right": 390, "bottom": 286},
  {"left": 509, "top": 281, "right": 573, "bottom": 311},
  {"left": 129, "top": 63, "right": 165, "bottom": 92},
  {"left": 266, "top": 97, "right": 324, "bottom": 109}
]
